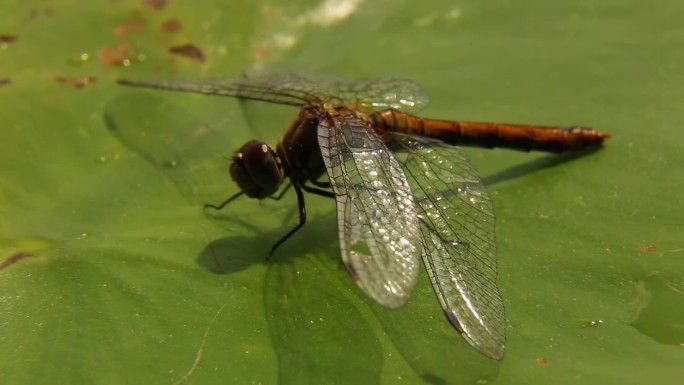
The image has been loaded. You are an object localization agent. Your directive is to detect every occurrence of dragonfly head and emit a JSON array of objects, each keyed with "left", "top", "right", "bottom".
[{"left": 230, "top": 140, "right": 284, "bottom": 199}]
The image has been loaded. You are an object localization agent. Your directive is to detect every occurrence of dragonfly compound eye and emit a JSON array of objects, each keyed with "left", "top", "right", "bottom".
[{"left": 230, "top": 140, "right": 283, "bottom": 199}]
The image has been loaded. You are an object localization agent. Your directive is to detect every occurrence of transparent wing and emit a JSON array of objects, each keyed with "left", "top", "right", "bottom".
[
  {"left": 118, "top": 68, "right": 430, "bottom": 113},
  {"left": 317, "top": 112, "right": 422, "bottom": 308},
  {"left": 389, "top": 132, "right": 506, "bottom": 360}
]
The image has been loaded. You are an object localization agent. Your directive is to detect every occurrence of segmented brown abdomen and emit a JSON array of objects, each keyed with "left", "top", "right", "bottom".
[{"left": 368, "top": 109, "right": 610, "bottom": 153}]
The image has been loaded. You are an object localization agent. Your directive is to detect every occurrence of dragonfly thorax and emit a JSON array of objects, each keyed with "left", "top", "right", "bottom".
[{"left": 230, "top": 140, "right": 284, "bottom": 199}]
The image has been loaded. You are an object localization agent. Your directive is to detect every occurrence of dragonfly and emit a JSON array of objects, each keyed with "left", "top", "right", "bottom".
[{"left": 117, "top": 69, "right": 609, "bottom": 360}]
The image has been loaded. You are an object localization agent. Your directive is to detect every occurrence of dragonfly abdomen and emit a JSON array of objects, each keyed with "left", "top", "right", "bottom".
[{"left": 369, "top": 109, "right": 609, "bottom": 153}]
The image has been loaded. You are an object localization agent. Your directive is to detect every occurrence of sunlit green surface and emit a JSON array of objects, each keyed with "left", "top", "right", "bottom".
[{"left": 1, "top": 0, "right": 683, "bottom": 384}]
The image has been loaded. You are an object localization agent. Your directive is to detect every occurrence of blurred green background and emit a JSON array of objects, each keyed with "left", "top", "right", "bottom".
[{"left": 1, "top": 0, "right": 682, "bottom": 384}]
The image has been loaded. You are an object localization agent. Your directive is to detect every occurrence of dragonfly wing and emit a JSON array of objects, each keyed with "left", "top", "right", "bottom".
[
  {"left": 119, "top": 68, "right": 430, "bottom": 113},
  {"left": 318, "top": 113, "right": 422, "bottom": 308},
  {"left": 239, "top": 68, "right": 430, "bottom": 113},
  {"left": 389, "top": 132, "right": 506, "bottom": 360},
  {"left": 118, "top": 75, "right": 322, "bottom": 107}
]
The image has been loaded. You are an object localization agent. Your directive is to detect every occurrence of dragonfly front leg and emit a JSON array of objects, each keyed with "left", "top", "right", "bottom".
[
  {"left": 204, "top": 192, "right": 244, "bottom": 211},
  {"left": 268, "top": 183, "right": 293, "bottom": 201}
]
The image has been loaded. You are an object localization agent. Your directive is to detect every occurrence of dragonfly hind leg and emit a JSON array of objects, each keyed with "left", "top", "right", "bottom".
[
  {"left": 301, "top": 184, "right": 335, "bottom": 198},
  {"left": 311, "top": 178, "right": 331, "bottom": 188}
]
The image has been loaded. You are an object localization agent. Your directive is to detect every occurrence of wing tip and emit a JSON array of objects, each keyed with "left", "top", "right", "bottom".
[
  {"left": 444, "top": 309, "right": 506, "bottom": 360},
  {"left": 444, "top": 309, "right": 466, "bottom": 334},
  {"left": 343, "top": 261, "right": 359, "bottom": 281}
]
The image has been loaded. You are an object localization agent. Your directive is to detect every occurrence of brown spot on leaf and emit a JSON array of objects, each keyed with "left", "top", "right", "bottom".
[
  {"left": 169, "top": 43, "right": 206, "bottom": 63},
  {"left": 536, "top": 357, "right": 548, "bottom": 365},
  {"left": 25, "top": 7, "right": 53, "bottom": 21},
  {"left": 0, "top": 78, "right": 10, "bottom": 86},
  {"left": 162, "top": 18, "right": 182, "bottom": 33},
  {"left": 193, "top": 124, "right": 214, "bottom": 137},
  {"left": 114, "top": 20, "right": 145, "bottom": 38},
  {"left": 0, "top": 35, "right": 17, "bottom": 43},
  {"left": 98, "top": 43, "right": 133, "bottom": 66},
  {"left": 253, "top": 45, "right": 270, "bottom": 59},
  {"left": 146, "top": 0, "right": 167, "bottom": 10},
  {"left": 640, "top": 245, "right": 657, "bottom": 252},
  {"left": 1, "top": 251, "right": 31, "bottom": 270},
  {"left": 54, "top": 75, "right": 97, "bottom": 89}
]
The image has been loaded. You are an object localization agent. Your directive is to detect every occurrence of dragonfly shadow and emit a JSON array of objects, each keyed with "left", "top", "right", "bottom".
[
  {"left": 482, "top": 147, "right": 605, "bottom": 187},
  {"left": 196, "top": 210, "right": 338, "bottom": 274},
  {"left": 195, "top": 233, "right": 270, "bottom": 274}
]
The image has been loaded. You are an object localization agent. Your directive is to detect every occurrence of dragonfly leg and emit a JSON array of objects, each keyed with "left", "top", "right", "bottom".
[
  {"left": 204, "top": 191, "right": 244, "bottom": 211},
  {"left": 268, "top": 184, "right": 308, "bottom": 259},
  {"left": 311, "top": 178, "right": 331, "bottom": 188},
  {"left": 301, "top": 184, "right": 335, "bottom": 198},
  {"left": 268, "top": 183, "right": 292, "bottom": 201},
  {"left": 267, "top": 182, "right": 335, "bottom": 259}
]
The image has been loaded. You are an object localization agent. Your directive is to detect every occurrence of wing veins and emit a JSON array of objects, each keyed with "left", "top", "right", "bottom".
[
  {"left": 318, "top": 113, "right": 422, "bottom": 308},
  {"left": 388, "top": 132, "right": 505, "bottom": 359}
]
